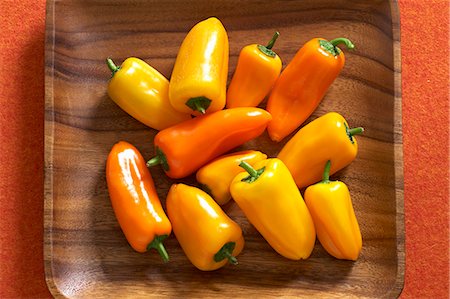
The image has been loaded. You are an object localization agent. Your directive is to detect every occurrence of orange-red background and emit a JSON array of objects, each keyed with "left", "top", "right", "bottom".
[{"left": 1, "top": 0, "right": 448, "bottom": 298}]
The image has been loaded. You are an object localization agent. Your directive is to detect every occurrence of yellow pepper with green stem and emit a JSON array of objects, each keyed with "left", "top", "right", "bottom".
[
  {"left": 304, "top": 160, "right": 362, "bottom": 261},
  {"left": 106, "top": 57, "right": 191, "bottom": 130},
  {"left": 230, "top": 159, "right": 316, "bottom": 260},
  {"left": 169, "top": 17, "right": 229, "bottom": 115}
]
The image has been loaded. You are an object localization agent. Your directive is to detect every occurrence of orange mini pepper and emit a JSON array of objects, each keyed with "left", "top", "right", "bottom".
[
  {"left": 147, "top": 107, "right": 272, "bottom": 179},
  {"left": 226, "top": 32, "right": 282, "bottom": 108},
  {"left": 266, "top": 37, "right": 354, "bottom": 142},
  {"left": 305, "top": 161, "right": 362, "bottom": 260},
  {"left": 106, "top": 141, "right": 172, "bottom": 262},
  {"left": 166, "top": 184, "right": 244, "bottom": 271},
  {"left": 278, "top": 112, "right": 363, "bottom": 188},
  {"left": 196, "top": 150, "right": 267, "bottom": 205}
]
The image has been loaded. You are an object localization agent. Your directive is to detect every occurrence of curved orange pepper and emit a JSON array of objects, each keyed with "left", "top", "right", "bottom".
[
  {"left": 106, "top": 141, "right": 172, "bottom": 262},
  {"left": 147, "top": 107, "right": 272, "bottom": 179},
  {"left": 266, "top": 37, "right": 354, "bottom": 142},
  {"left": 277, "top": 112, "right": 363, "bottom": 188}
]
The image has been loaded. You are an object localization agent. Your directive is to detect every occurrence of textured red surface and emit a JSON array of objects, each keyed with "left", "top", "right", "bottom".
[
  {"left": 0, "top": 0, "right": 448, "bottom": 298},
  {"left": 398, "top": 1, "right": 449, "bottom": 298}
]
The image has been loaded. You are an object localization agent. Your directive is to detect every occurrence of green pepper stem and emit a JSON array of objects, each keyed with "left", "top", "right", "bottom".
[
  {"left": 330, "top": 38, "right": 355, "bottom": 50},
  {"left": 106, "top": 58, "right": 120, "bottom": 76},
  {"left": 195, "top": 101, "right": 206, "bottom": 114},
  {"left": 185, "top": 97, "right": 211, "bottom": 114},
  {"left": 239, "top": 161, "right": 265, "bottom": 183},
  {"left": 146, "top": 148, "right": 169, "bottom": 171},
  {"left": 146, "top": 156, "right": 162, "bottom": 167},
  {"left": 239, "top": 161, "right": 258, "bottom": 177},
  {"left": 348, "top": 127, "right": 364, "bottom": 137},
  {"left": 147, "top": 235, "right": 169, "bottom": 263},
  {"left": 213, "top": 242, "right": 238, "bottom": 265},
  {"left": 266, "top": 31, "right": 280, "bottom": 50},
  {"left": 322, "top": 160, "right": 331, "bottom": 183},
  {"left": 224, "top": 251, "right": 238, "bottom": 265}
]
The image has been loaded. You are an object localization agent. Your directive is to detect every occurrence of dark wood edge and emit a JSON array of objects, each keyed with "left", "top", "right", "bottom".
[
  {"left": 43, "top": 0, "right": 66, "bottom": 297},
  {"left": 388, "top": 0, "right": 406, "bottom": 298}
]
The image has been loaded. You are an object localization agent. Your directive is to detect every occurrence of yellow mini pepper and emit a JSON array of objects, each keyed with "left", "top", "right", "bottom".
[
  {"left": 278, "top": 112, "right": 364, "bottom": 188},
  {"left": 166, "top": 184, "right": 244, "bottom": 271},
  {"left": 169, "top": 17, "right": 229, "bottom": 115},
  {"left": 230, "top": 159, "right": 316, "bottom": 260},
  {"left": 226, "top": 32, "right": 282, "bottom": 108},
  {"left": 106, "top": 57, "right": 191, "bottom": 130},
  {"left": 196, "top": 150, "right": 267, "bottom": 205},
  {"left": 305, "top": 161, "right": 362, "bottom": 261}
]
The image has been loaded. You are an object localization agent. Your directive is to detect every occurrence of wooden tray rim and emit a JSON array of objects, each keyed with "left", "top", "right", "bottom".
[{"left": 43, "top": 0, "right": 405, "bottom": 297}]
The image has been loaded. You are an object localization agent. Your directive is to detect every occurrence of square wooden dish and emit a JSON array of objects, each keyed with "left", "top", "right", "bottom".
[{"left": 44, "top": 0, "right": 404, "bottom": 297}]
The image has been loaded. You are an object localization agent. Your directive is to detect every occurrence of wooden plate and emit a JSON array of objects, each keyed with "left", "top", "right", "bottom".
[{"left": 44, "top": 0, "right": 404, "bottom": 297}]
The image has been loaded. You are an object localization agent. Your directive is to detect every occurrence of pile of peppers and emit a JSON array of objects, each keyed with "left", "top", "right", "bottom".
[{"left": 105, "top": 17, "right": 365, "bottom": 271}]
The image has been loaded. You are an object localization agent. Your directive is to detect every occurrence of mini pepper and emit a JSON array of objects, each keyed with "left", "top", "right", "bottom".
[
  {"left": 106, "top": 141, "right": 172, "bottom": 262},
  {"left": 106, "top": 57, "right": 191, "bottom": 130},
  {"left": 266, "top": 37, "right": 354, "bottom": 142},
  {"left": 230, "top": 159, "right": 316, "bottom": 260},
  {"left": 169, "top": 17, "right": 229, "bottom": 115},
  {"left": 278, "top": 112, "right": 364, "bottom": 188},
  {"left": 147, "top": 107, "right": 272, "bottom": 179},
  {"left": 196, "top": 150, "right": 267, "bottom": 205},
  {"left": 305, "top": 161, "right": 362, "bottom": 261},
  {"left": 166, "top": 184, "right": 244, "bottom": 271},
  {"left": 226, "top": 32, "right": 282, "bottom": 108}
]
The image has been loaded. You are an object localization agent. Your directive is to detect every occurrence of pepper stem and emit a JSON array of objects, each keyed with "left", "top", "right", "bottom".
[
  {"left": 266, "top": 31, "right": 280, "bottom": 50},
  {"left": 319, "top": 38, "right": 354, "bottom": 56},
  {"left": 344, "top": 123, "right": 364, "bottom": 144},
  {"left": 224, "top": 251, "right": 238, "bottom": 265},
  {"left": 146, "top": 156, "right": 161, "bottom": 167},
  {"left": 146, "top": 147, "right": 169, "bottom": 171},
  {"left": 195, "top": 102, "right": 206, "bottom": 114},
  {"left": 257, "top": 31, "right": 279, "bottom": 58},
  {"left": 330, "top": 38, "right": 355, "bottom": 50},
  {"left": 106, "top": 58, "right": 120, "bottom": 76},
  {"left": 239, "top": 161, "right": 258, "bottom": 177},
  {"left": 239, "top": 161, "right": 265, "bottom": 183},
  {"left": 348, "top": 127, "right": 364, "bottom": 137},
  {"left": 185, "top": 96, "right": 212, "bottom": 114},
  {"left": 147, "top": 235, "right": 169, "bottom": 263},
  {"left": 322, "top": 160, "right": 331, "bottom": 183},
  {"left": 214, "top": 242, "right": 238, "bottom": 265}
]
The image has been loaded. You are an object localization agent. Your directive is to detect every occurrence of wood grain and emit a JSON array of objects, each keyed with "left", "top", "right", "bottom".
[{"left": 44, "top": 0, "right": 404, "bottom": 298}]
